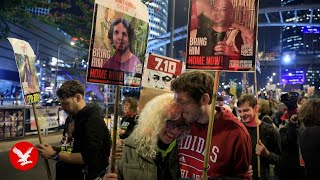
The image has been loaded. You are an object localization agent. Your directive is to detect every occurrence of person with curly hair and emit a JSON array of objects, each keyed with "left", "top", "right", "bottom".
[
  {"left": 298, "top": 98, "right": 320, "bottom": 179},
  {"left": 37, "top": 80, "right": 111, "bottom": 180},
  {"left": 102, "top": 18, "right": 141, "bottom": 74},
  {"left": 172, "top": 71, "right": 252, "bottom": 179},
  {"left": 104, "top": 93, "right": 189, "bottom": 180}
]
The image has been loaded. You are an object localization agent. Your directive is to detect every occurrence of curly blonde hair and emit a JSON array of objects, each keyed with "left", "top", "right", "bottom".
[{"left": 130, "top": 93, "right": 184, "bottom": 159}]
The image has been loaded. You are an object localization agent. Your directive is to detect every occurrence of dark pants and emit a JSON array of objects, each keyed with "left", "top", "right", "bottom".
[{"left": 55, "top": 161, "right": 84, "bottom": 180}]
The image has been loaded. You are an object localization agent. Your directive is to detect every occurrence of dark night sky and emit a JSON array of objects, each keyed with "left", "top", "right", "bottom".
[{"left": 257, "top": 0, "right": 282, "bottom": 53}]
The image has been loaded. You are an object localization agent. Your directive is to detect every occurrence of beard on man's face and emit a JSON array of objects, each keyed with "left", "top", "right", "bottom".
[{"left": 112, "top": 42, "right": 130, "bottom": 54}]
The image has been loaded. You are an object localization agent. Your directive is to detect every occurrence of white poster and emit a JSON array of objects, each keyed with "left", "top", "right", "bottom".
[
  {"left": 30, "top": 107, "right": 59, "bottom": 130},
  {"left": 8, "top": 38, "right": 40, "bottom": 105},
  {"left": 141, "top": 54, "right": 185, "bottom": 91}
]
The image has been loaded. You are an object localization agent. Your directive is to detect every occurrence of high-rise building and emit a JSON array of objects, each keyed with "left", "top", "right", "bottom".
[
  {"left": 26, "top": 7, "right": 50, "bottom": 15},
  {"left": 26, "top": 0, "right": 51, "bottom": 15},
  {"left": 280, "top": 0, "right": 320, "bottom": 95},
  {"left": 146, "top": 0, "right": 169, "bottom": 56},
  {"left": 281, "top": 0, "right": 320, "bottom": 55},
  {"left": 306, "top": 68, "right": 320, "bottom": 91}
]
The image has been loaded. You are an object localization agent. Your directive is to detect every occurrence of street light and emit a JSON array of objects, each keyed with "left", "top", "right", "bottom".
[
  {"left": 55, "top": 44, "right": 61, "bottom": 91},
  {"left": 70, "top": 40, "right": 88, "bottom": 69},
  {"left": 283, "top": 54, "right": 291, "bottom": 64},
  {"left": 169, "top": 0, "right": 175, "bottom": 58}
]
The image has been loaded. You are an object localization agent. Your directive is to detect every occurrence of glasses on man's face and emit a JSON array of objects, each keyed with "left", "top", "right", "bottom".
[
  {"left": 165, "top": 120, "right": 189, "bottom": 132},
  {"left": 175, "top": 98, "right": 193, "bottom": 107}
]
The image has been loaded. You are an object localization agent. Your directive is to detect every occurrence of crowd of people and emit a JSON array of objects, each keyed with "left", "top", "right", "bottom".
[
  {"left": 36, "top": 71, "right": 320, "bottom": 180},
  {"left": 6, "top": 0, "right": 318, "bottom": 179},
  {"left": 214, "top": 90, "right": 319, "bottom": 180}
]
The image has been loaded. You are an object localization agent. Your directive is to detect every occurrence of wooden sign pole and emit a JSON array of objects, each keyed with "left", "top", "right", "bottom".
[
  {"left": 32, "top": 104, "right": 52, "bottom": 180},
  {"left": 202, "top": 71, "right": 220, "bottom": 180},
  {"left": 254, "top": 63, "right": 260, "bottom": 178},
  {"left": 110, "top": 86, "right": 120, "bottom": 173}
]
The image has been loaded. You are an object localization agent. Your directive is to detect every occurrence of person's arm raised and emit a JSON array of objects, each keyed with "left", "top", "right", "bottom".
[{"left": 231, "top": 22, "right": 253, "bottom": 46}]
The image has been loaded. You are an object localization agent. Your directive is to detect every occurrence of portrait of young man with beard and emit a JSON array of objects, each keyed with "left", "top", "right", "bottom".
[{"left": 102, "top": 18, "right": 142, "bottom": 74}]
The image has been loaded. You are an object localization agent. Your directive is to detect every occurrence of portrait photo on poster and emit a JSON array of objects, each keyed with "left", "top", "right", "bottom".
[
  {"left": 142, "top": 69, "right": 177, "bottom": 90},
  {"left": 88, "top": 3, "right": 148, "bottom": 87},
  {"left": 187, "top": 0, "right": 257, "bottom": 71},
  {"left": 141, "top": 54, "right": 185, "bottom": 91},
  {"left": 15, "top": 54, "right": 40, "bottom": 95}
]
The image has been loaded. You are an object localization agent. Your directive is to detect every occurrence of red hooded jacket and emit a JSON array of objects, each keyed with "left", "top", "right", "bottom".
[{"left": 179, "top": 106, "right": 252, "bottom": 179}]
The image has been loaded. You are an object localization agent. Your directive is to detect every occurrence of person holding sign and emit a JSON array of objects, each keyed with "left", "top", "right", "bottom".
[
  {"left": 103, "top": 18, "right": 142, "bottom": 74},
  {"left": 104, "top": 93, "right": 189, "bottom": 180},
  {"left": 237, "top": 94, "right": 281, "bottom": 180},
  {"left": 37, "top": 80, "right": 111, "bottom": 180},
  {"left": 118, "top": 97, "right": 138, "bottom": 140},
  {"left": 171, "top": 71, "right": 252, "bottom": 179}
]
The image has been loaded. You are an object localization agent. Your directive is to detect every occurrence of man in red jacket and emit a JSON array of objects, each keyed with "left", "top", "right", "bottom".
[{"left": 171, "top": 71, "right": 252, "bottom": 179}]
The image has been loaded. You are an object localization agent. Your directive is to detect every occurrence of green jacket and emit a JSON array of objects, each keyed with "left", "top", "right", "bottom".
[{"left": 118, "top": 136, "right": 181, "bottom": 180}]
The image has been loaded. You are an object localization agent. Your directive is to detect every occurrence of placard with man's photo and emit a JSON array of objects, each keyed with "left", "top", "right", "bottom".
[
  {"left": 87, "top": 0, "right": 149, "bottom": 87},
  {"left": 187, "top": 0, "right": 258, "bottom": 72},
  {"left": 141, "top": 54, "right": 185, "bottom": 91}
]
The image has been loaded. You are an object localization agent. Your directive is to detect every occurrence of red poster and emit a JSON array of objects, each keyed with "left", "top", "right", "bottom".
[{"left": 187, "top": 0, "right": 258, "bottom": 72}]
